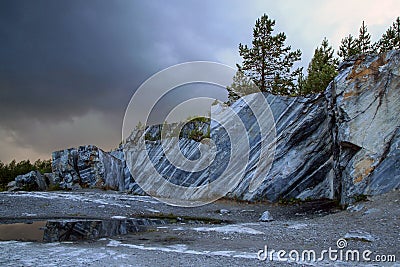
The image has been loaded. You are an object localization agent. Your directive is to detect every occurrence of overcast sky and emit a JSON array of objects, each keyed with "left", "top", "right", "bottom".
[{"left": 0, "top": 0, "right": 398, "bottom": 162}]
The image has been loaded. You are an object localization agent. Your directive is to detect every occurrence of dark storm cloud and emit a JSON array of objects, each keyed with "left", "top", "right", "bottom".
[
  {"left": 0, "top": 0, "right": 244, "bottom": 126},
  {"left": 0, "top": 0, "right": 249, "bottom": 161},
  {"left": 1, "top": 1, "right": 156, "bottom": 125},
  {"left": 2, "top": 0, "right": 395, "bottom": 161}
]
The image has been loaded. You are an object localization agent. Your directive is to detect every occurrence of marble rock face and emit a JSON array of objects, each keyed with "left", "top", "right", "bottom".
[
  {"left": 52, "top": 145, "right": 125, "bottom": 191},
  {"left": 8, "top": 170, "right": 48, "bottom": 191},
  {"left": 123, "top": 51, "right": 399, "bottom": 204},
  {"left": 123, "top": 92, "right": 334, "bottom": 203},
  {"left": 223, "top": 93, "right": 334, "bottom": 202},
  {"left": 329, "top": 50, "right": 400, "bottom": 204},
  {"left": 24, "top": 50, "right": 399, "bottom": 205}
]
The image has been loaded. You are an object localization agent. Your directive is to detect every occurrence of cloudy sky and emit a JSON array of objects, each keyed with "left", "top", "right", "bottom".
[{"left": 0, "top": 0, "right": 398, "bottom": 162}]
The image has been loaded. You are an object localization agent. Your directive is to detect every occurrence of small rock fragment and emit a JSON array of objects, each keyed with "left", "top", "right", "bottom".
[
  {"left": 344, "top": 230, "right": 376, "bottom": 242},
  {"left": 219, "top": 209, "right": 230, "bottom": 215},
  {"left": 347, "top": 204, "right": 364, "bottom": 212},
  {"left": 259, "top": 211, "right": 273, "bottom": 222}
]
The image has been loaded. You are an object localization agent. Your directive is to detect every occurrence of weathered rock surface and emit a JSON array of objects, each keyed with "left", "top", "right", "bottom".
[
  {"left": 226, "top": 93, "right": 334, "bottom": 201},
  {"left": 122, "top": 51, "right": 399, "bottom": 204},
  {"left": 52, "top": 145, "right": 125, "bottom": 190},
  {"left": 9, "top": 51, "right": 400, "bottom": 205},
  {"left": 7, "top": 171, "right": 48, "bottom": 191},
  {"left": 124, "top": 92, "right": 333, "bottom": 203},
  {"left": 329, "top": 50, "right": 400, "bottom": 204},
  {"left": 123, "top": 120, "right": 212, "bottom": 200}
]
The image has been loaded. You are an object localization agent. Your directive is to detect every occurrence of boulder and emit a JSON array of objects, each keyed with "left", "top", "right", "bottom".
[
  {"left": 8, "top": 170, "right": 47, "bottom": 191},
  {"left": 51, "top": 148, "right": 79, "bottom": 188},
  {"left": 52, "top": 145, "right": 125, "bottom": 190},
  {"left": 259, "top": 210, "right": 273, "bottom": 222},
  {"left": 43, "top": 173, "right": 57, "bottom": 187},
  {"left": 6, "top": 181, "right": 18, "bottom": 191}
]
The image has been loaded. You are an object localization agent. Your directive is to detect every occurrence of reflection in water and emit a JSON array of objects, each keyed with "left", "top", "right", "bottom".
[{"left": 0, "top": 221, "right": 46, "bottom": 242}]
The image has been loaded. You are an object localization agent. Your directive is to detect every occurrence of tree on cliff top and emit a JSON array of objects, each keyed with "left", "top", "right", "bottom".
[
  {"left": 376, "top": 17, "right": 400, "bottom": 53},
  {"left": 226, "top": 70, "right": 258, "bottom": 105},
  {"left": 237, "top": 14, "right": 302, "bottom": 96},
  {"left": 338, "top": 34, "right": 359, "bottom": 61},
  {"left": 357, "top": 21, "right": 374, "bottom": 54},
  {"left": 301, "top": 38, "right": 338, "bottom": 94},
  {"left": 338, "top": 21, "right": 375, "bottom": 61}
]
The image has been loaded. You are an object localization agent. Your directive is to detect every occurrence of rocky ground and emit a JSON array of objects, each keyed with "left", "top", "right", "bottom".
[{"left": 0, "top": 189, "right": 399, "bottom": 266}]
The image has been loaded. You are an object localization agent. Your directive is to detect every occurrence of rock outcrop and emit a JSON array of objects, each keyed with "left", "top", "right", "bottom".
[
  {"left": 52, "top": 145, "right": 125, "bottom": 190},
  {"left": 7, "top": 170, "right": 48, "bottom": 191},
  {"left": 122, "top": 51, "right": 399, "bottom": 204},
  {"left": 329, "top": 50, "right": 400, "bottom": 204},
  {"left": 9, "top": 51, "right": 400, "bottom": 205},
  {"left": 224, "top": 93, "right": 334, "bottom": 202},
  {"left": 122, "top": 92, "right": 333, "bottom": 203}
]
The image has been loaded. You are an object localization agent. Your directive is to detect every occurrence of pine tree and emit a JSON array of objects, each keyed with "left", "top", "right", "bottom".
[
  {"left": 238, "top": 14, "right": 302, "bottom": 95},
  {"left": 226, "top": 70, "right": 258, "bottom": 105},
  {"left": 376, "top": 17, "right": 400, "bottom": 53},
  {"left": 297, "top": 71, "right": 306, "bottom": 95},
  {"left": 302, "top": 38, "right": 338, "bottom": 94},
  {"left": 338, "top": 34, "right": 359, "bottom": 61},
  {"left": 357, "top": 21, "right": 374, "bottom": 54}
]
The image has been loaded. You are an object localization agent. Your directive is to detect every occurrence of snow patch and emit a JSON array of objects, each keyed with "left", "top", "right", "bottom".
[
  {"left": 193, "top": 224, "right": 264, "bottom": 235},
  {"left": 3, "top": 191, "right": 160, "bottom": 208},
  {"left": 146, "top": 208, "right": 160, "bottom": 213},
  {"left": 344, "top": 230, "right": 376, "bottom": 242},
  {"left": 111, "top": 216, "right": 126, "bottom": 219},
  {"left": 21, "top": 213, "right": 37, "bottom": 217},
  {"left": 106, "top": 239, "right": 258, "bottom": 259},
  {"left": 287, "top": 223, "right": 308, "bottom": 230}
]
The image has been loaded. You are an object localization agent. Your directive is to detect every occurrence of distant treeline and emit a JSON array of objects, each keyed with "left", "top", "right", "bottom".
[{"left": 0, "top": 159, "right": 52, "bottom": 191}]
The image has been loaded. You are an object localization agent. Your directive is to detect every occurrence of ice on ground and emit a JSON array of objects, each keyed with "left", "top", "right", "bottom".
[
  {"left": 363, "top": 208, "right": 380, "bottom": 215},
  {"left": 2, "top": 191, "right": 160, "bottom": 208},
  {"left": 287, "top": 223, "right": 309, "bottom": 230},
  {"left": 111, "top": 216, "right": 127, "bottom": 219},
  {"left": 146, "top": 208, "right": 160, "bottom": 213},
  {"left": 106, "top": 239, "right": 258, "bottom": 259},
  {"left": 21, "top": 213, "right": 37, "bottom": 217},
  {"left": 0, "top": 241, "right": 130, "bottom": 266},
  {"left": 193, "top": 224, "right": 264, "bottom": 235},
  {"left": 344, "top": 230, "right": 376, "bottom": 242}
]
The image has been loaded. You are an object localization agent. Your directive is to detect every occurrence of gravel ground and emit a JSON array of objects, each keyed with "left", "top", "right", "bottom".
[{"left": 0, "top": 189, "right": 399, "bottom": 266}]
